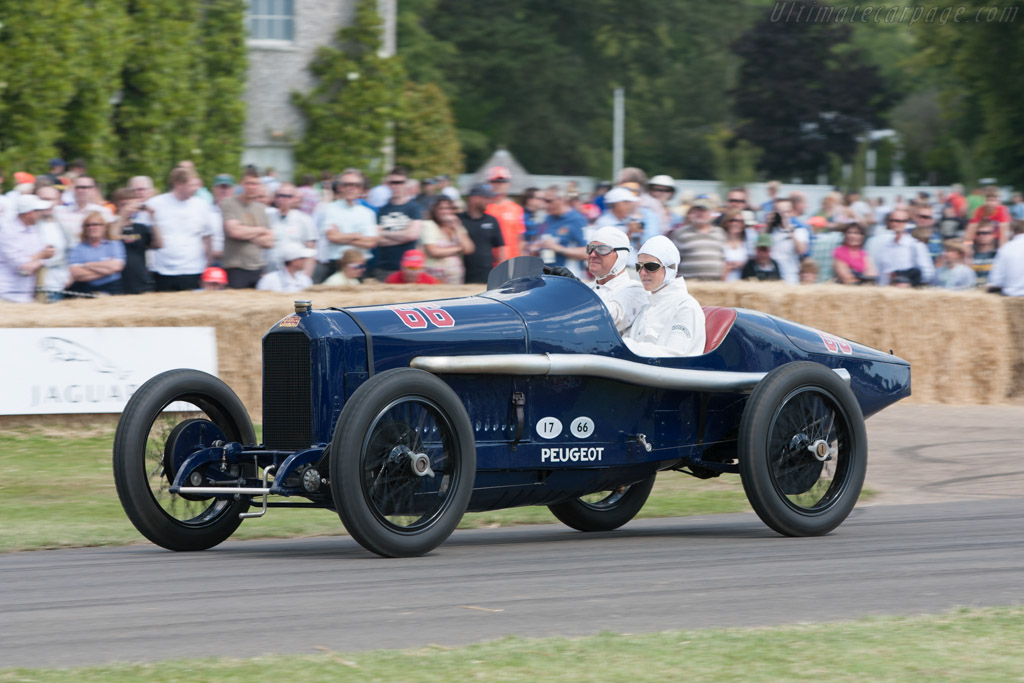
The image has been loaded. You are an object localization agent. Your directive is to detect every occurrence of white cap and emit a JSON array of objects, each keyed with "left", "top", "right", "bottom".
[
  {"left": 17, "top": 194, "right": 51, "bottom": 214},
  {"left": 638, "top": 234, "right": 680, "bottom": 290},
  {"left": 280, "top": 242, "right": 315, "bottom": 262},
  {"left": 648, "top": 174, "right": 676, "bottom": 189},
  {"left": 590, "top": 226, "right": 632, "bottom": 277},
  {"left": 604, "top": 187, "right": 640, "bottom": 205}
]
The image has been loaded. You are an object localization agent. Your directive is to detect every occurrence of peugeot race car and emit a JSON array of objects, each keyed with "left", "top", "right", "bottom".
[{"left": 113, "top": 258, "right": 911, "bottom": 557}]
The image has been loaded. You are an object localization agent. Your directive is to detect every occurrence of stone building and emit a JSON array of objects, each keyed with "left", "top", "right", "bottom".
[{"left": 242, "top": 0, "right": 395, "bottom": 181}]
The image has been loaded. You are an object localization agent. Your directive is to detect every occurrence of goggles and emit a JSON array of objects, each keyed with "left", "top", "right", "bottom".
[{"left": 585, "top": 243, "right": 629, "bottom": 256}]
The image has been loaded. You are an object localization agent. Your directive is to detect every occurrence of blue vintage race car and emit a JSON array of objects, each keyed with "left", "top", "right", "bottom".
[{"left": 113, "top": 258, "right": 911, "bottom": 557}]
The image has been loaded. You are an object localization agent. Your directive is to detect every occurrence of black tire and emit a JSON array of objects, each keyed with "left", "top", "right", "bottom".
[
  {"left": 548, "top": 475, "right": 656, "bottom": 532},
  {"left": 738, "top": 361, "right": 867, "bottom": 537},
  {"left": 330, "top": 368, "right": 476, "bottom": 557},
  {"left": 113, "top": 369, "right": 256, "bottom": 551}
]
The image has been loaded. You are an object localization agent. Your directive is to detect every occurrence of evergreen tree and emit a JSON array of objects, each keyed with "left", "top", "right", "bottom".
[
  {"left": 58, "top": 0, "right": 131, "bottom": 184},
  {"left": 0, "top": 3, "right": 79, "bottom": 175},
  {"left": 292, "top": 0, "right": 406, "bottom": 180},
  {"left": 114, "top": 0, "right": 208, "bottom": 184},
  {"left": 198, "top": 0, "right": 247, "bottom": 181},
  {"left": 395, "top": 82, "right": 463, "bottom": 178}
]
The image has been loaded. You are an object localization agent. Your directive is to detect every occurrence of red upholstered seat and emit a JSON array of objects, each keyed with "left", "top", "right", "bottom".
[{"left": 702, "top": 306, "right": 737, "bottom": 354}]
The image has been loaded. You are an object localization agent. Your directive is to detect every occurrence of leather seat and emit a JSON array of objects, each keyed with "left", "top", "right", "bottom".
[{"left": 702, "top": 306, "right": 737, "bottom": 354}]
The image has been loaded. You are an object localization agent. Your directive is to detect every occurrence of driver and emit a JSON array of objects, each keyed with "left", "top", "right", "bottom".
[
  {"left": 586, "top": 226, "right": 647, "bottom": 333},
  {"left": 625, "top": 235, "right": 706, "bottom": 357}
]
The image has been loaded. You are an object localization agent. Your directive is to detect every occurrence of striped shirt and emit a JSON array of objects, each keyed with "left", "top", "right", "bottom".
[{"left": 671, "top": 225, "right": 727, "bottom": 280}]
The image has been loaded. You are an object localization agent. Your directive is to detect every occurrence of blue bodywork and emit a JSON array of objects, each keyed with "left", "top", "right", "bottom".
[{"left": 170, "top": 274, "right": 911, "bottom": 512}]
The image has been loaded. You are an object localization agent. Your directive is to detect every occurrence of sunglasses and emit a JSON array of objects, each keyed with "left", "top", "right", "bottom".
[
  {"left": 635, "top": 262, "right": 664, "bottom": 273},
  {"left": 917, "top": 214, "right": 934, "bottom": 220},
  {"left": 727, "top": 197, "right": 746, "bottom": 203},
  {"left": 75, "top": 185, "right": 95, "bottom": 190},
  {"left": 339, "top": 182, "right": 361, "bottom": 188},
  {"left": 388, "top": 180, "right": 406, "bottom": 185},
  {"left": 889, "top": 218, "right": 909, "bottom": 223},
  {"left": 276, "top": 194, "right": 294, "bottom": 199},
  {"left": 649, "top": 186, "right": 673, "bottom": 193},
  {"left": 977, "top": 231, "right": 995, "bottom": 235},
  {"left": 83, "top": 222, "right": 105, "bottom": 227},
  {"left": 585, "top": 243, "right": 628, "bottom": 256}
]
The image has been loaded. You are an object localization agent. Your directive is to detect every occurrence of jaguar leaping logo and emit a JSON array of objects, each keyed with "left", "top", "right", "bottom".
[{"left": 39, "top": 337, "right": 132, "bottom": 380}]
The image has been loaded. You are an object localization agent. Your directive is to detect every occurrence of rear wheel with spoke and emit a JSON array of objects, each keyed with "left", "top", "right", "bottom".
[
  {"left": 548, "top": 475, "right": 656, "bottom": 532},
  {"left": 330, "top": 368, "right": 475, "bottom": 557},
  {"left": 739, "top": 362, "right": 866, "bottom": 536}
]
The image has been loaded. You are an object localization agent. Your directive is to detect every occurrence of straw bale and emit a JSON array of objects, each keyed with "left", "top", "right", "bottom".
[{"left": 1, "top": 282, "right": 1019, "bottom": 428}]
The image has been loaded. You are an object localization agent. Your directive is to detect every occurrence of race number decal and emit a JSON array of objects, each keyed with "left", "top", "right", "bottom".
[
  {"left": 819, "top": 332, "right": 853, "bottom": 355},
  {"left": 536, "top": 416, "right": 563, "bottom": 439},
  {"left": 393, "top": 305, "right": 455, "bottom": 329},
  {"left": 570, "top": 416, "right": 594, "bottom": 439}
]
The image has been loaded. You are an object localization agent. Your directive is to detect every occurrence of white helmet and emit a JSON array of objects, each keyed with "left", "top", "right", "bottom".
[{"left": 590, "top": 226, "right": 632, "bottom": 277}]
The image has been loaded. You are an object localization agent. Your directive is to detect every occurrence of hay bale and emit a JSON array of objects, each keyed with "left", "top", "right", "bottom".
[{"left": 1, "top": 282, "right": 1019, "bottom": 425}]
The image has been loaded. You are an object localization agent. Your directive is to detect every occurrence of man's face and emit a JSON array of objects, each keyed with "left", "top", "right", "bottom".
[
  {"left": 387, "top": 175, "right": 408, "bottom": 200},
  {"left": 339, "top": 174, "right": 363, "bottom": 201},
  {"left": 468, "top": 194, "right": 489, "bottom": 212},
  {"left": 275, "top": 184, "right": 298, "bottom": 211},
  {"left": 975, "top": 225, "right": 997, "bottom": 249},
  {"left": 129, "top": 180, "right": 154, "bottom": 201},
  {"left": 587, "top": 242, "right": 617, "bottom": 279},
  {"left": 985, "top": 194, "right": 1000, "bottom": 208},
  {"left": 888, "top": 211, "right": 910, "bottom": 234},
  {"left": 74, "top": 177, "right": 97, "bottom": 204},
  {"left": 36, "top": 188, "right": 59, "bottom": 217},
  {"left": 490, "top": 178, "right": 509, "bottom": 197},
  {"left": 242, "top": 176, "right": 263, "bottom": 200},
  {"left": 176, "top": 178, "right": 198, "bottom": 200},
  {"left": 726, "top": 192, "right": 746, "bottom": 208},
  {"left": 610, "top": 199, "right": 635, "bottom": 220},
  {"left": 213, "top": 183, "right": 234, "bottom": 201},
  {"left": 690, "top": 207, "right": 711, "bottom": 225},
  {"left": 914, "top": 207, "right": 935, "bottom": 228},
  {"left": 545, "top": 194, "right": 566, "bottom": 216},
  {"left": 755, "top": 245, "right": 772, "bottom": 265},
  {"left": 774, "top": 200, "right": 793, "bottom": 218}
]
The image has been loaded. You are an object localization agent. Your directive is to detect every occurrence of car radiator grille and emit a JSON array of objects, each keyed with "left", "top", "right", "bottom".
[{"left": 262, "top": 331, "right": 312, "bottom": 450}]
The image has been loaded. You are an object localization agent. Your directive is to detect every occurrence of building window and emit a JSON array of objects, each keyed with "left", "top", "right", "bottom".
[{"left": 249, "top": 0, "right": 294, "bottom": 42}]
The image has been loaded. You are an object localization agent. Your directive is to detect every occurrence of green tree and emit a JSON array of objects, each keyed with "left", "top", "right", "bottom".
[
  {"left": 57, "top": 0, "right": 130, "bottom": 184},
  {"left": 292, "top": 0, "right": 406, "bottom": 180},
  {"left": 114, "top": 0, "right": 207, "bottom": 184},
  {"left": 395, "top": 82, "right": 463, "bottom": 178},
  {"left": 0, "top": 3, "right": 79, "bottom": 175},
  {"left": 706, "top": 125, "right": 762, "bottom": 191},
  {"left": 197, "top": 0, "right": 247, "bottom": 181}
]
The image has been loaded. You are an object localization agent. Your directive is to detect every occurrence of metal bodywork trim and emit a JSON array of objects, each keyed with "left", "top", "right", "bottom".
[{"left": 411, "top": 354, "right": 852, "bottom": 393}]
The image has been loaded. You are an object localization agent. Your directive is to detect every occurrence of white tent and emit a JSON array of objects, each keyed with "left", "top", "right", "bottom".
[{"left": 469, "top": 147, "right": 532, "bottom": 195}]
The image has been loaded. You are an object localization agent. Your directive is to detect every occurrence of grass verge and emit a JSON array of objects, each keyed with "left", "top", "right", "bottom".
[
  {"left": 1, "top": 607, "right": 1020, "bottom": 680},
  {"left": 0, "top": 428, "right": 752, "bottom": 552}
]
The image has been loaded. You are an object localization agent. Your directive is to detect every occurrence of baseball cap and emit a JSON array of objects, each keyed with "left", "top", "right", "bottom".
[
  {"left": 201, "top": 266, "right": 228, "bottom": 284},
  {"left": 691, "top": 196, "right": 713, "bottom": 210},
  {"left": 49, "top": 158, "right": 66, "bottom": 167},
  {"left": 755, "top": 233, "right": 772, "bottom": 248},
  {"left": 401, "top": 249, "right": 426, "bottom": 268},
  {"left": 213, "top": 174, "right": 235, "bottom": 186},
  {"left": 17, "top": 194, "right": 51, "bottom": 214},
  {"left": 604, "top": 187, "right": 640, "bottom": 205},
  {"left": 280, "top": 242, "right": 315, "bottom": 263},
  {"left": 13, "top": 172, "right": 35, "bottom": 185},
  {"left": 467, "top": 182, "right": 495, "bottom": 198},
  {"left": 487, "top": 166, "right": 511, "bottom": 182},
  {"left": 648, "top": 174, "right": 675, "bottom": 190}
]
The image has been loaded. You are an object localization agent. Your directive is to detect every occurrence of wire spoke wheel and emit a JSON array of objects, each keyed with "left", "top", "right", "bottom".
[
  {"left": 331, "top": 368, "right": 475, "bottom": 557},
  {"left": 361, "top": 400, "right": 460, "bottom": 532},
  {"left": 739, "top": 362, "right": 867, "bottom": 537},
  {"left": 113, "top": 370, "right": 256, "bottom": 551}
]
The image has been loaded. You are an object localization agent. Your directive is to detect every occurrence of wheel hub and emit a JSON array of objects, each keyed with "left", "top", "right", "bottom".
[
  {"left": 808, "top": 439, "right": 834, "bottom": 462},
  {"left": 388, "top": 445, "right": 435, "bottom": 478}
]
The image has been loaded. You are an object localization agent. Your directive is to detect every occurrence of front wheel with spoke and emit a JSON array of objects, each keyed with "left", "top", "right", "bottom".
[
  {"left": 738, "top": 362, "right": 867, "bottom": 537},
  {"left": 113, "top": 370, "right": 256, "bottom": 551},
  {"left": 548, "top": 475, "right": 656, "bottom": 532},
  {"left": 330, "top": 368, "right": 475, "bottom": 557}
]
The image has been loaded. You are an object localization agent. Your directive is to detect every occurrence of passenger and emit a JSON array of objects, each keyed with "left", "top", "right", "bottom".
[
  {"left": 586, "top": 226, "right": 647, "bottom": 334},
  {"left": 625, "top": 235, "right": 706, "bottom": 357}
]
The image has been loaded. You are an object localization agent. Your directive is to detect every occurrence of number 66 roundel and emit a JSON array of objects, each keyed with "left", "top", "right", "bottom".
[{"left": 393, "top": 305, "right": 456, "bottom": 329}]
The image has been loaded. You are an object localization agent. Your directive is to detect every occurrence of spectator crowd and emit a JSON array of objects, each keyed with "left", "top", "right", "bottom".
[{"left": 2, "top": 157, "right": 1023, "bottom": 303}]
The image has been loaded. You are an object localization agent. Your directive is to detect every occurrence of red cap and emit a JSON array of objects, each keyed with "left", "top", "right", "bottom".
[
  {"left": 14, "top": 172, "right": 35, "bottom": 185},
  {"left": 487, "top": 166, "right": 511, "bottom": 182},
  {"left": 202, "top": 266, "right": 228, "bottom": 284},
  {"left": 401, "top": 249, "right": 426, "bottom": 268}
]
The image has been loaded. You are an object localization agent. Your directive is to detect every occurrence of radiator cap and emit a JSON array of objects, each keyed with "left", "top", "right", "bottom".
[{"left": 294, "top": 300, "right": 312, "bottom": 314}]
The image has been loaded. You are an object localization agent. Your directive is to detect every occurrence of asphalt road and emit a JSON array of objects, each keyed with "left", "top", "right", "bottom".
[
  {"left": 2, "top": 404, "right": 1022, "bottom": 669},
  {"left": 2, "top": 498, "right": 1023, "bottom": 669}
]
